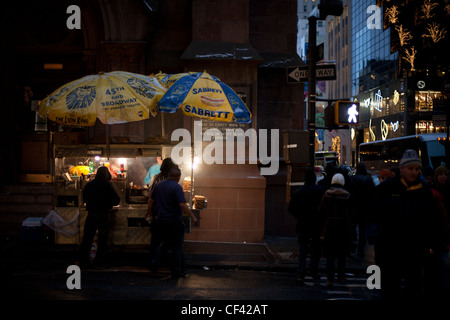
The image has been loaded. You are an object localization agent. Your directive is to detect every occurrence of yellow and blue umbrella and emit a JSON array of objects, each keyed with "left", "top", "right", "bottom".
[
  {"left": 38, "top": 71, "right": 167, "bottom": 126},
  {"left": 158, "top": 71, "right": 251, "bottom": 123},
  {"left": 155, "top": 71, "right": 198, "bottom": 89}
]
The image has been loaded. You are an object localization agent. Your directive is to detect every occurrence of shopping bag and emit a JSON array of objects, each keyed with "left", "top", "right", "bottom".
[{"left": 42, "top": 209, "right": 79, "bottom": 237}]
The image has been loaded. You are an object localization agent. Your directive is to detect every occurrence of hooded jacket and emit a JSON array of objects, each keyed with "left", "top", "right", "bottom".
[{"left": 83, "top": 167, "right": 121, "bottom": 212}]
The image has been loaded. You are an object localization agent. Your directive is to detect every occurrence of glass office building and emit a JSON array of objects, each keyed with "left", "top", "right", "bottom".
[
  {"left": 351, "top": 0, "right": 448, "bottom": 144},
  {"left": 351, "top": 0, "right": 403, "bottom": 143}
]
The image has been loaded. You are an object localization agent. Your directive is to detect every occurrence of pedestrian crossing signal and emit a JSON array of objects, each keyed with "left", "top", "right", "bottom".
[{"left": 335, "top": 101, "right": 359, "bottom": 125}]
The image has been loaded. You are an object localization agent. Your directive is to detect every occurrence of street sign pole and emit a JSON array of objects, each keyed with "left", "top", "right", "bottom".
[
  {"left": 308, "top": 15, "right": 317, "bottom": 168},
  {"left": 306, "top": 0, "right": 343, "bottom": 168}
]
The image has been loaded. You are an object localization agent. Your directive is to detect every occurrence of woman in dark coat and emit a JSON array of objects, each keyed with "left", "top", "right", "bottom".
[{"left": 319, "top": 173, "right": 353, "bottom": 287}]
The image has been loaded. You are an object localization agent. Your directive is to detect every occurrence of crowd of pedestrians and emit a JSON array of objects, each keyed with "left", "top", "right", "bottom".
[{"left": 289, "top": 149, "right": 450, "bottom": 300}]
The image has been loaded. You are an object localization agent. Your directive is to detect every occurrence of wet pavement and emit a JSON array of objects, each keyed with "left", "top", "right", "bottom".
[{"left": 1, "top": 233, "right": 378, "bottom": 301}]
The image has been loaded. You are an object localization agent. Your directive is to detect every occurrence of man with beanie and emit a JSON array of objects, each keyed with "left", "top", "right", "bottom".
[
  {"left": 319, "top": 173, "right": 353, "bottom": 287},
  {"left": 375, "top": 149, "right": 448, "bottom": 300}
]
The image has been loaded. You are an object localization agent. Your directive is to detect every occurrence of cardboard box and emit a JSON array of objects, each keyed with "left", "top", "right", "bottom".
[{"left": 22, "top": 217, "right": 43, "bottom": 242}]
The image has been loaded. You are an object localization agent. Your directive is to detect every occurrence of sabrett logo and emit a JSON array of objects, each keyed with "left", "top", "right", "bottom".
[{"left": 184, "top": 105, "right": 230, "bottom": 119}]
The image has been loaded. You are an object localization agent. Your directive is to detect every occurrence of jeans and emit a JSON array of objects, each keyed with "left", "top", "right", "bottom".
[{"left": 150, "top": 221, "right": 185, "bottom": 276}]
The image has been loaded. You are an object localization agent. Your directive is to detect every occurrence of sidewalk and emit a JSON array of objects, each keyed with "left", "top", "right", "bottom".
[
  {"left": 183, "top": 235, "right": 376, "bottom": 274},
  {"left": 1, "top": 233, "right": 375, "bottom": 274}
]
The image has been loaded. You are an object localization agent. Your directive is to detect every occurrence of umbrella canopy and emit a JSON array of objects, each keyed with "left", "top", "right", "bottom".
[
  {"left": 38, "top": 71, "right": 166, "bottom": 126},
  {"left": 157, "top": 71, "right": 251, "bottom": 123},
  {"left": 155, "top": 71, "right": 197, "bottom": 89}
]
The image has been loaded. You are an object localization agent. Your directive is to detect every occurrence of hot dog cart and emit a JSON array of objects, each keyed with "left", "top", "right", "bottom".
[{"left": 52, "top": 144, "right": 201, "bottom": 246}]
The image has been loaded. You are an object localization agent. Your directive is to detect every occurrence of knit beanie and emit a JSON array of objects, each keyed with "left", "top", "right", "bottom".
[
  {"left": 399, "top": 149, "right": 422, "bottom": 168},
  {"left": 331, "top": 173, "right": 345, "bottom": 186}
]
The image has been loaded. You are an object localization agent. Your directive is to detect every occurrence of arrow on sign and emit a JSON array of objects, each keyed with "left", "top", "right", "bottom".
[
  {"left": 288, "top": 68, "right": 308, "bottom": 82},
  {"left": 286, "top": 64, "right": 336, "bottom": 83}
]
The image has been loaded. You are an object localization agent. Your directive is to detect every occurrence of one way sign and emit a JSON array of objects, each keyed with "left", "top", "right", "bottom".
[{"left": 286, "top": 64, "right": 336, "bottom": 83}]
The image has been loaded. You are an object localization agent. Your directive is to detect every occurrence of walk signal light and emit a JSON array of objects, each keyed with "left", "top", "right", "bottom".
[{"left": 335, "top": 101, "right": 359, "bottom": 125}]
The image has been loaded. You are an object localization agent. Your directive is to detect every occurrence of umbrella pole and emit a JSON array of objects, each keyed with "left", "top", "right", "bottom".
[
  {"left": 106, "top": 124, "right": 110, "bottom": 160},
  {"left": 190, "top": 117, "right": 194, "bottom": 209},
  {"left": 190, "top": 143, "right": 193, "bottom": 209}
]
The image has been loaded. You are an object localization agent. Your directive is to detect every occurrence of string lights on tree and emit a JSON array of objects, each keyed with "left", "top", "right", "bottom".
[
  {"left": 422, "top": 22, "right": 447, "bottom": 43},
  {"left": 420, "top": 0, "right": 439, "bottom": 19},
  {"left": 395, "top": 25, "right": 413, "bottom": 46},
  {"left": 402, "top": 46, "right": 417, "bottom": 71},
  {"left": 385, "top": 5, "right": 400, "bottom": 24},
  {"left": 445, "top": 3, "right": 450, "bottom": 15}
]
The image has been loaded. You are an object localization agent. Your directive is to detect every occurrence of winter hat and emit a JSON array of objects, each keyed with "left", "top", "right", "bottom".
[
  {"left": 399, "top": 149, "right": 422, "bottom": 168},
  {"left": 379, "top": 169, "right": 394, "bottom": 180},
  {"left": 331, "top": 173, "right": 345, "bottom": 186}
]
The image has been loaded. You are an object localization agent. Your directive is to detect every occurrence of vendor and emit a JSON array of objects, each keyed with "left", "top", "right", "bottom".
[{"left": 144, "top": 156, "right": 162, "bottom": 185}]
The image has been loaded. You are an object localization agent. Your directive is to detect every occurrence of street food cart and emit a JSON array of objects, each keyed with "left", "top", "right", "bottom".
[{"left": 52, "top": 143, "right": 202, "bottom": 246}]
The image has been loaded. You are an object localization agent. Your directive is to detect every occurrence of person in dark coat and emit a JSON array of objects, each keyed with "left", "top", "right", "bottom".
[
  {"left": 374, "top": 149, "right": 448, "bottom": 300},
  {"left": 434, "top": 166, "right": 450, "bottom": 214},
  {"left": 319, "top": 173, "right": 353, "bottom": 287},
  {"left": 288, "top": 167, "right": 325, "bottom": 283},
  {"left": 350, "top": 162, "right": 375, "bottom": 257},
  {"left": 77, "top": 166, "right": 121, "bottom": 266},
  {"left": 318, "top": 162, "right": 338, "bottom": 190}
]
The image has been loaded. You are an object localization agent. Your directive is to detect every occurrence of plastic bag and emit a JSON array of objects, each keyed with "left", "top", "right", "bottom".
[{"left": 42, "top": 209, "right": 79, "bottom": 237}]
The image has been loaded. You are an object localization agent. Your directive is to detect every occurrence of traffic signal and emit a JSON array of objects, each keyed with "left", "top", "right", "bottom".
[{"left": 335, "top": 101, "right": 360, "bottom": 125}]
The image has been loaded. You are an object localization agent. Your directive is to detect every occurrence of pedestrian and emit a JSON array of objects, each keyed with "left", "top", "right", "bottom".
[
  {"left": 350, "top": 162, "right": 375, "bottom": 257},
  {"left": 147, "top": 157, "right": 179, "bottom": 270},
  {"left": 374, "top": 149, "right": 448, "bottom": 300},
  {"left": 288, "top": 167, "right": 325, "bottom": 283},
  {"left": 144, "top": 156, "right": 162, "bottom": 185},
  {"left": 318, "top": 162, "right": 338, "bottom": 190},
  {"left": 434, "top": 166, "right": 450, "bottom": 214},
  {"left": 148, "top": 157, "right": 179, "bottom": 196},
  {"left": 145, "top": 167, "right": 198, "bottom": 278},
  {"left": 76, "top": 166, "right": 121, "bottom": 267},
  {"left": 319, "top": 173, "right": 353, "bottom": 287},
  {"left": 429, "top": 165, "right": 450, "bottom": 299}
]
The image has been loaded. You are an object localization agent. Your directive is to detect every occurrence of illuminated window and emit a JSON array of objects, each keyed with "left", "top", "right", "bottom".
[{"left": 415, "top": 91, "right": 444, "bottom": 111}]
